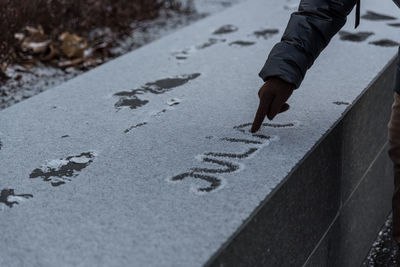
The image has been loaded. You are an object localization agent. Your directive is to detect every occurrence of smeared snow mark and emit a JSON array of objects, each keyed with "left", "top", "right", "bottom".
[
  {"left": 172, "top": 38, "right": 225, "bottom": 61},
  {"left": 196, "top": 38, "right": 226, "bottom": 49},
  {"left": 148, "top": 108, "right": 170, "bottom": 117},
  {"left": 168, "top": 121, "right": 294, "bottom": 194},
  {"left": 0, "top": 139, "right": 2, "bottom": 150},
  {"left": 252, "top": 29, "right": 279, "bottom": 39},
  {"left": 29, "top": 151, "right": 97, "bottom": 186},
  {"left": 175, "top": 56, "right": 188, "bottom": 60},
  {"left": 233, "top": 121, "right": 299, "bottom": 133},
  {"left": 171, "top": 47, "right": 196, "bottom": 61},
  {"left": 213, "top": 24, "right": 238, "bottom": 35},
  {"left": 369, "top": 39, "right": 400, "bottom": 47},
  {"left": 228, "top": 40, "right": 255, "bottom": 47},
  {"left": 338, "top": 31, "right": 374, "bottom": 42},
  {"left": 0, "top": 189, "right": 33, "bottom": 208},
  {"left": 61, "top": 135, "right": 70, "bottom": 138},
  {"left": 114, "top": 98, "right": 149, "bottom": 110},
  {"left": 333, "top": 101, "right": 350, "bottom": 105},
  {"left": 388, "top": 23, "right": 400, "bottom": 27},
  {"left": 124, "top": 122, "right": 147, "bottom": 134},
  {"left": 361, "top": 11, "right": 397, "bottom": 21},
  {"left": 167, "top": 98, "right": 182, "bottom": 106},
  {"left": 114, "top": 73, "right": 200, "bottom": 110}
]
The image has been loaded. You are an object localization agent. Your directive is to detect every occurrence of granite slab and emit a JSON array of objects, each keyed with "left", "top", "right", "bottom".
[{"left": 0, "top": 0, "right": 399, "bottom": 266}]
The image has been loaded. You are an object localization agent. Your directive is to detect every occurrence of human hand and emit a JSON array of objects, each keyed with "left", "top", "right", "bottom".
[{"left": 250, "top": 77, "right": 295, "bottom": 133}]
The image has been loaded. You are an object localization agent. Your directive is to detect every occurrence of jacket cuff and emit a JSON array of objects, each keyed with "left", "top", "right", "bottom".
[
  {"left": 258, "top": 42, "right": 311, "bottom": 89},
  {"left": 258, "top": 67, "right": 300, "bottom": 89}
]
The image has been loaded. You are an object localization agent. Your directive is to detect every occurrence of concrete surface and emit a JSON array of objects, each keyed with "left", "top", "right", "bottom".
[{"left": 0, "top": 0, "right": 399, "bottom": 266}]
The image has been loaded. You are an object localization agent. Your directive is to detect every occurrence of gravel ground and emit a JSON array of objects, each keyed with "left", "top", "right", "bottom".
[
  {"left": 0, "top": 0, "right": 243, "bottom": 111},
  {"left": 363, "top": 213, "right": 399, "bottom": 266}
]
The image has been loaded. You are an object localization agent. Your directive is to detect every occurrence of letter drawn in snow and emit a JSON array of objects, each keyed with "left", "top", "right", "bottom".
[{"left": 168, "top": 121, "right": 299, "bottom": 194}]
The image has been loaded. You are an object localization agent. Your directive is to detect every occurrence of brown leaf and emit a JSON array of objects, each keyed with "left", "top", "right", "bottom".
[
  {"left": 83, "top": 57, "right": 103, "bottom": 68},
  {"left": 21, "top": 39, "right": 51, "bottom": 54},
  {"left": 19, "top": 26, "right": 51, "bottom": 54},
  {"left": 59, "top": 32, "right": 87, "bottom": 59},
  {"left": 14, "top": 33, "right": 25, "bottom": 41},
  {"left": 58, "top": 58, "right": 83, "bottom": 69},
  {"left": 40, "top": 44, "right": 58, "bottom": 62},
  {"left": 25, "top": 26, "right": 45, "bottom": 36},
  {"left": 0, "top": 64, "right": 10, "bottom": 81}
]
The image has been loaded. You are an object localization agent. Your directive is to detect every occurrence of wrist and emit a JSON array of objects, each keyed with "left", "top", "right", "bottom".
[{"left": 268, "top": 76, "right": 295, "bottom": 90}]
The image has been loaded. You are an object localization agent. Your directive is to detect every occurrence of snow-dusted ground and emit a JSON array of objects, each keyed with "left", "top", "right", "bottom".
[
  {"left": 190, "top": 0, "right": 243, "bottom": 14},
  {"left": 0, "top": 0, "right": 244, "bottom": 111}
]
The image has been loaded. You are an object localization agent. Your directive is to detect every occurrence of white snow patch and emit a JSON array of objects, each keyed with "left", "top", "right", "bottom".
[
  {"left": 44, "top": 159, "right": 69, "bottom": 170},
  {"left": 69, "top": 156, "right": 92, "bottom": 164},
  {"left": 7, "top": 196, "right": 29, "bottom": 203},
  {"left": 167, "top": 98, "right": 182, "bottom": 106}
]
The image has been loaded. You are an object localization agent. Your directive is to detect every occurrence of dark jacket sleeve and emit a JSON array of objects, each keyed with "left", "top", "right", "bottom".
[{"left": 259, "top": 0, "right": 357, "bottom": 89}]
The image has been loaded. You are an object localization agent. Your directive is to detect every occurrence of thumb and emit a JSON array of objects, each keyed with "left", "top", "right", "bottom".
[{"left": 278, "top": 103, "right": 290, "bottom": 114}]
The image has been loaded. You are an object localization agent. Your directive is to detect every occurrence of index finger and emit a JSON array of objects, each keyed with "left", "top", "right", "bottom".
[{"left": 251, "top": 96, "right": 273, "bottom": 133}]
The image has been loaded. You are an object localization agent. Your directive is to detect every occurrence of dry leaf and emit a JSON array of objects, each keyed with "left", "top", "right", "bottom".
[
  {"left": 14, "top": 33, "right": 25, "bottom": 41},
  {"left": 59, "top": 32, "right": 87, "bottom": 59},
  {"left": 40, "top": 44, "right": 58, "bottom": 62},
  {"left": 0, "top": 63, "right": 10, "bottom": 81},
  {"left": 58, "top": 58, "right": 83, "bottom": 69},
  {"left": 83, "top": 57, "right": 103, "bottom": 68},
  {"left": 20, "top": 26, "right": 51, "bottom": 54},
  {"left": 25, "top": 25, "right": 44, "bottom": 35}
]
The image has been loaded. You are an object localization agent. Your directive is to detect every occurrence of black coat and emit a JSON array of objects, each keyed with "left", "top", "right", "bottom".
[{"left": 258, "top": 0, "right": 400, "bottom": 90}]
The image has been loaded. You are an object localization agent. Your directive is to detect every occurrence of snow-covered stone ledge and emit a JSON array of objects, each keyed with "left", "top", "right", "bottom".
[{"left": 0, "top": 0, "right": 399, "bottom": 266}]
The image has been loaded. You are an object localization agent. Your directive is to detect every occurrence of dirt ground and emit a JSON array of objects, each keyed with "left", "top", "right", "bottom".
[
  {"left": 0, "top": 0, "right": 192, "bottom": 66},
  {"left": 0, "top": 0, "right": 200, "bottom": 110}
]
